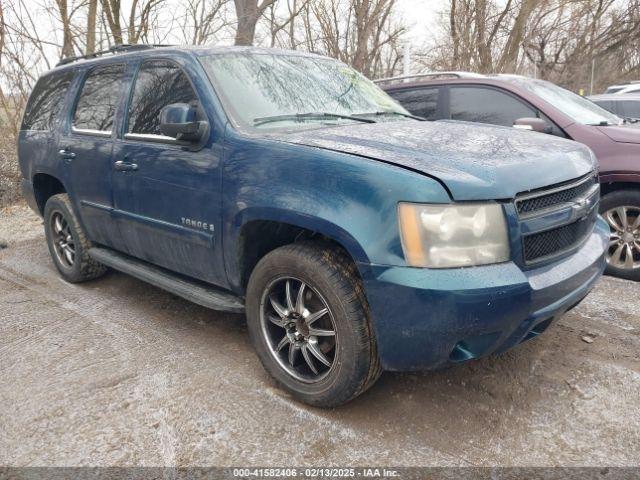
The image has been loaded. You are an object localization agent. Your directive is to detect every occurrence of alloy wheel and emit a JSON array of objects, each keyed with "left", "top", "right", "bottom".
[
  {"left": 260, "top": 277, "right": 337, "bottom": 383},
  {"left": 50, "top": 211, "right": 76, "bottom": 268},
  {"left": 604, "top": 206, "right": 640, "bottom": 271}
]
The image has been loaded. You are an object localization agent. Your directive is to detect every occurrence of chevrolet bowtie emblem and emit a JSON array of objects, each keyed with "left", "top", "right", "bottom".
[{"left": 571, "top": 196, "right": 592, "bottom": 220}]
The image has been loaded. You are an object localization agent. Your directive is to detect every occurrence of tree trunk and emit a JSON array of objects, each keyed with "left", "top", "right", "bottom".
[
  {"left": 56, "top": 0, "right": 74, "bottom": 58},
  {"left": 449, "top": 0, "right": 458, "bottom": 69},
  {"left": 233, "top": 0, "right": 275, "bottom": 45},
  {"left": 86, "top": 0, "right": 98, "bottom": 54},
  {"left": 234, "top": 0, "right": 259, "bottom": 45},
  {"left": 101, "top": 0, "right": 124, "bottom": 45}
]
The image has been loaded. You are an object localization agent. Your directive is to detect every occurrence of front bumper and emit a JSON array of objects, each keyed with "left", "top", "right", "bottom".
[{"left": 360, "top": 217, "right": 609, "bottom": 371}]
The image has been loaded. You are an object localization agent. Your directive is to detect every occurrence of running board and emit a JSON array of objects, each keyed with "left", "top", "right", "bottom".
[{"left": 88, "top": 247, "right": 245, "bottom": 313}]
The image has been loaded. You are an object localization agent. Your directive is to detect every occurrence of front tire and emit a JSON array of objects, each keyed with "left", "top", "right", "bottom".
[
  {"left": 600, "top": 189, "right": 640, "bottom": 281},
  {"left": 245, "top": 242, "right": 381, "bottom": 407},
  {"left": 44, "top": 193, "right": 107, "bottom": 283}
]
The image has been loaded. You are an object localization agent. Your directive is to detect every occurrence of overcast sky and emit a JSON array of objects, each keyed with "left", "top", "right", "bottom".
[{"left": 397, "top": 0, "right": 441, "bottom": 46}]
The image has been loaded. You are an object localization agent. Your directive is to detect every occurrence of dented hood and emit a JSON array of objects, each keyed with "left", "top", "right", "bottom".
[{"left": 277, "top": 120, "right": 595, "bottom": 200}]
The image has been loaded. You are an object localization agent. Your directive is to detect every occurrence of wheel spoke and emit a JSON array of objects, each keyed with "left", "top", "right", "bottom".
[
  {"left": 611, "top": 243, "right": 625, "bottom": 265},
  {"left": 269, "top": 295, "right": 288, "bottom": 319},
  {"left": 295, "top": 282, "right": 306, "bottom": 314},
  {"left": 276, "top": 335, "right": 290, "bottom": 352},
  {"left": 306, "top": 339, "right": 331, "bottom": 367},
  {"left": 605, "top": 210, "right": 624, "bottom": 232},
  {"left": 268, "top": 314, "right": 286, "bottom": 328},
  {"left": 308, "top": 327, "right": 335, "bottom": 337},
  {"left": 632, "top": 214, "right": 640, "bottom": 232},
  {"left": 288, "top": 342, "right": 299, "bottom": 366},
  {"left": 617, "top": 207, "right": 629, "bottom": 230},
  {"left": 301, "top": 345, "right": 318, "bottom": 374},
  {"left": 609, "top": 234, "right": 621, "bottom": 246},
  {"left": 63, "top": 247, "right": 74, "bottom": 265},
  {"left": 285, "top": 280, "right": 295, "bottom": 312},
  {"left": 305, "top": 307, "right": 328, "bottom": 326},
  {"left": 624, "top": 244, "right": 634, "bottom": 269},
  {"left": 54, "top": 216, "right": 63, "bottom": 234}
]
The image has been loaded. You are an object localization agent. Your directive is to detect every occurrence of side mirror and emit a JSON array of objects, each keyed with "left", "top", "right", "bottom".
[
  {"left": 513, "top": 117, "right": 552, "bottom": 134},
  {"left": 159, "top": 103, "right": 207, "bottom": 142}
]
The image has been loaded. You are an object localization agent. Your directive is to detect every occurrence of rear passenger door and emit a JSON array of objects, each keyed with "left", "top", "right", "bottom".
[
  {"left": 111, "top": 59, "right": 226, "bottom": 286},
  {"left": 60, "top": 64, "right": 128, "bottom": 251}
]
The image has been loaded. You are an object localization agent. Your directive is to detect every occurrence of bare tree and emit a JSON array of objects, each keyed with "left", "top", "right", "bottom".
[
  {"left": 55, "top": 0, "right": 74, "bottom": 57},
  {"left": 100, "top": 0, "right": 164, "bottom": 45},
  {"left": 233, "top": 0, "right": 275, "bottom": 45},
  {"left": 437, "top": 0, "right": 542, "bottom": 73},
  {"left": 299, "top": 0, "right": 406, "bottom": 78},
  {"left": 524, "top": 0, "right": 640, "bottom": 91},
  {"left": 179, "top": 0, "right": 231, "bottom": 45},
  {"left": 264, "top": 0, "right": 309, "bottom": 48},
  {"left": 86, "top": 0, "right": 97, "bottom": 53}
]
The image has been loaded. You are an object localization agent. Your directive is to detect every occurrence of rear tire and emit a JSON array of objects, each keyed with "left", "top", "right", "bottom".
[
  {"left": 44, "top": 193, "right": 107, "bottom": 283},
  {"left": 600, "top": 189, "right": 640, "bottom": 281},
  {"left": 246, "top": 241, "right": 381, "bottom": 407}
]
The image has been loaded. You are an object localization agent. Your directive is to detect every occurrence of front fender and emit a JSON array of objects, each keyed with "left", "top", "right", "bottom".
[{"left": 221, "top": 127, "right": 451, "bottom": 290}]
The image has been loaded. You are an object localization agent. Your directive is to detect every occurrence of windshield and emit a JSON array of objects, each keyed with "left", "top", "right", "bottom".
[
  {"left": 200, "top": 52, "right": 411, "bottom": 131},
  {"left": 508, "top": 77, "right": 622, "bottom": 126}
]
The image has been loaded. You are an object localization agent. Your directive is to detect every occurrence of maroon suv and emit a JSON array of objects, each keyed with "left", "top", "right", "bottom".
[{"left": 380, "top": 73, "right": 640, "bottom": 280}]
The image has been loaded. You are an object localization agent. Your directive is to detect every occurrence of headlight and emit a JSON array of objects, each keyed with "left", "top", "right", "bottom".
[{"left": 398, "top": 202, "right": 510, "bottom": 268}]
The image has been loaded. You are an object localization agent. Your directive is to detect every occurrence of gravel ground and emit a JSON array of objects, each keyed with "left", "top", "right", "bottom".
[{"left": 0, "top": 204, "right": 639, "bottom": 467}]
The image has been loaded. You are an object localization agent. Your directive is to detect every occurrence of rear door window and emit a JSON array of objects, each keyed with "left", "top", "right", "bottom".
[
  {"left": 72, "top": 64, "right": 125, "bottom": 133},
  {"left": 388, "top": 87, "right": 439, "bottom": 120},
  {"left": 21, "top": 71, "right": 74, "bottom": 131},
  {"left": 450, "top": 86, "right": 536, "bottom": 127},
  {"left": 126, "top": 60, "right": 199, "bottom": 137}
]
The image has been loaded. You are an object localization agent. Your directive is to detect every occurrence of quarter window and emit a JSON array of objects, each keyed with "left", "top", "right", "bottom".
[
  {"left": 389, "top": 87, "right": 439, "bottom": 120},
  {"left": 73, "top": 64, "right": 124, "bottom": 132},
  {"left": 450, "top": 86, "right": 536, "bottom": 127},
  {"left": 127, "top": 61, "right": 199, "bottom": 136},
  {"left": 21, "top": 71, "right": 74, "bottom": 131}
]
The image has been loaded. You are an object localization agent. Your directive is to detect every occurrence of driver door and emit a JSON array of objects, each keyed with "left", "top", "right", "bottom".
[{"left": 111, "top": 58, "right": 226, "bottom": 286}]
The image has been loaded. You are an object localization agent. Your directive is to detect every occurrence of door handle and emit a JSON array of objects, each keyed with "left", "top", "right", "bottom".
[
  {"left": 114, "top": 160, "right": 139, "bottom": 171},
  {"left": 58, "top": 148, "right": 76, "bottom": 162}
]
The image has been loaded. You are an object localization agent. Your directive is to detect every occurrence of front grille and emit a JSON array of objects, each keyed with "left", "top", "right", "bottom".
[
  {"left": 523, "top": 214, "right": 595, "bottom": 263},
  {"left": 516, "top": 174, "right": 597, "bottom": 216}
]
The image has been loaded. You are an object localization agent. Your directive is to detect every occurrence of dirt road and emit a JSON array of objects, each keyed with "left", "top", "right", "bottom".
[{"left": 1, "top": 205, "right": 638, "bottom": 467}]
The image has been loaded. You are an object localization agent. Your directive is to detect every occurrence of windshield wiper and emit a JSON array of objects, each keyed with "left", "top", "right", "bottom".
[
  {"left": 253, "top": 112, "right": 376, "bottom": 127},
  {"left": 353, "top": 110, "right": 426, "bottom": 121}
]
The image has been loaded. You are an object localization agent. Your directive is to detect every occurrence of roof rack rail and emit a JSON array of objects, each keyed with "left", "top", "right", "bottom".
[
  {"left": 56, "top": 44, "right": 173, "bottom": 67},
  {"left": 374, "top": 71, "right": 484, "bottom": 85}
]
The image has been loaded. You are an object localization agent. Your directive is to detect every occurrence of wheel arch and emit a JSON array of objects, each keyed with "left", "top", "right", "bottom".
[
  {"left": 32, "top": 172, "right": 67, "bottom": 215},
  {"left": 227, "top": 208, "right": 369, "bottom": 294},
  {"left": 600, "top": 180, "right": 640, "bottom": 197}
]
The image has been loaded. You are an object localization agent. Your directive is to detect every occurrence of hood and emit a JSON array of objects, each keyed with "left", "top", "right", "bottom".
[
  {"left": 276, "top": 120, "right": 595, "bottom": 200},
  {"left": 597, "top": 123, "right": 640, "bottom": 144}
]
